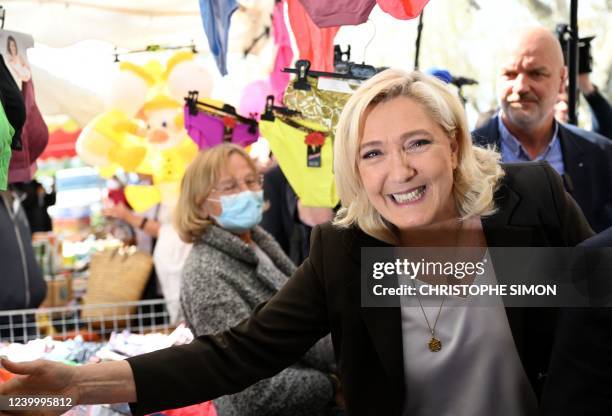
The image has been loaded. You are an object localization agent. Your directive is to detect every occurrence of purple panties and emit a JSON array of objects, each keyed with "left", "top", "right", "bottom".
[{"left": 184, "top": 105, "right": 259, "bottom": 150}]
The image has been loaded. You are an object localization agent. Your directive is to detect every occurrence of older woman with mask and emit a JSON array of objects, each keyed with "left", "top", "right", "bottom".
[
  {"left": 173, "top": 143, "right": 337, "bottom": 416},
  {"left": 0, "top": 70, "right": 593, "bottom": 416}
]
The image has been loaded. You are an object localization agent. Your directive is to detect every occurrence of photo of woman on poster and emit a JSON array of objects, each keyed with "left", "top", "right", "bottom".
[{"left": 6, "top": 35, "right": 31, "bottom": 83}]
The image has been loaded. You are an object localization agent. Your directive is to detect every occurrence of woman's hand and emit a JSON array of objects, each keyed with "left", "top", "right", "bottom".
[
  {"left": 0, "top": 358, "right": 79, "bottom": 416},
  {"left": 102, "top": 201, "right": 130, "bottom": 222},
  {"left": 0, "top": 358, "right": 137, "bottom": 415}
]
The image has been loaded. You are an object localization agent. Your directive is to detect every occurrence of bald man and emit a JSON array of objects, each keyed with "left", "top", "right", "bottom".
[{"left": 473, "top": 27, "right": 612, "bottom": 232}]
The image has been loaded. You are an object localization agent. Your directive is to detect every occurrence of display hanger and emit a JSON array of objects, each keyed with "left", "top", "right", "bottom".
[
  {"left": 334, "top": 45, "right": 351, "bottom": 72},
  {"left": 361, "top": 19, "right": 376, "bottom": 63},
  {"left": 114, "top": 42, "right": 198, "bottom": 62},
  {"left": 283, "top": 59, "right": 378, "bottom": 91},
  {"left": 0, "top": 7, "right": 5, "bottom": 29},
  {"left": 285, "top": 23, "right": 380, "bottom": 90},
  {"left": 261, "top": 102, "right": 325, "bottom": 136},
  {"left": 185, "top": 91, "right": 258, "bottom": 133},
  {"left": 260, "top": 95, "right": 301, "bottom": 122}
]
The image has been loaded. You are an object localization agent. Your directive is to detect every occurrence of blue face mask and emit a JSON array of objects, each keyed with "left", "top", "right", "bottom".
[{"left": 209, "top": 190, "right": 264, "bottom": 232}]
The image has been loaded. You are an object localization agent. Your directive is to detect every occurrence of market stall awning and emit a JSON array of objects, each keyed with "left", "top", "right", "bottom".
[
  {"left": 2, "top": 0, "right": 204, "bottom": 49},
  {"left": 2, "top": 0, "right": 274, "bottom": 52}
]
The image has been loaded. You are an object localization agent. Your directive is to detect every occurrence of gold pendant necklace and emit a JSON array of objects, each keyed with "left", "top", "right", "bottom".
[
  {"left": 409, "top": 219, "right": 463, "bottom": 352},
  {"left": 412, "top": 281, "right": 446, "bottom": 352},
  {"left": 428, "top": 337, "right": 442, "bottom": 352}
]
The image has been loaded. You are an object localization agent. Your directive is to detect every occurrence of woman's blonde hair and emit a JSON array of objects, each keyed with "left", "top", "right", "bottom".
[
  {"left": 174, "top": 143, "right": 258, "bottom": 243},
  {"left": 333, "top": 69, "right": 504, "bottom": 244}
]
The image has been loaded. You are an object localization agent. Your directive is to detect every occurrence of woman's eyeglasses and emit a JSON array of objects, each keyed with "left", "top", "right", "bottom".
[{"left": 212, "top": 174, "right": 264, "bottom": 194}]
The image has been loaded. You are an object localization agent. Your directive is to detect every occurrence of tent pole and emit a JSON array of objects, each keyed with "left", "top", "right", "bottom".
[
  {"left": 414, "top": 12, "right": 424, "bottom": 70},
  {"left": 568, "top": 0, "right": 578, "bottom": 125}
]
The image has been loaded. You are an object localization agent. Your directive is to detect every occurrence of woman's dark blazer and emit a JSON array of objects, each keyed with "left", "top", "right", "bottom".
[{"left": 127, "top": 162, "right": 593, "bottom": 416}]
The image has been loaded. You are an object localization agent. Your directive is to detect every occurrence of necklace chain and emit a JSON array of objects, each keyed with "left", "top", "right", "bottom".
[
  {"left": 409, "top": 219, "right": 464, "bottom": 352},
  {"left": 412, "top": 283, "right": 446, "bottom": 337}
]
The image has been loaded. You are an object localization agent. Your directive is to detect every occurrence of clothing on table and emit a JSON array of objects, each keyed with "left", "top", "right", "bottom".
[
  {"left": 126, "top": 162, "right": 593, "bottom": 416},
  {"left": 0, "top": 328, "right": 202, "bottom": 416},
  {"left": 0, "top": 102, "right": 15, "bottom": 190},
  {"left": 180, "top": 224, "right": 335, "bottom": 416},
  {"left": 270, "top": 1, "right": 294, "bottom": 102},
  {"left": 259, "top": 117, "right": 338, "bottom": 208},
  {"left": 286, "top": 0, "right": 339, "bottom": 72},
  {"left": 283, "top": 76, "right": 351, "bottom": 132},
  {"left": 8, "top": 80, "right": 48, "bottom": 184},
  {"left": 183, "top": 105, "right": 259, "bottom": 150},
  {"left": 473, "top": 114, "right": 612, "bottom": 232},
  {"left": 400, "top": 252, "right": 538, "bottom": 416},
  {"left": 0, "top": 55, "right": 25, "bottom": 151},
  {"left": 156, "top": 402, "right": 217, "bottom": 416},
  {"left": 198, "top": 0, "right": 238, "bottom": 75}
]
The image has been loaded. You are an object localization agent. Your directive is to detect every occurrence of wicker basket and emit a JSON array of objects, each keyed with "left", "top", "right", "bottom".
[{"left": 82, "top": 247, "right": 153, "bottom": 321}]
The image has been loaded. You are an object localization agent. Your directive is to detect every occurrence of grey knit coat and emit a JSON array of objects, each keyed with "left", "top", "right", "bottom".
[{"left": 180, "top": 225, "right": 335, "bottom": 416}]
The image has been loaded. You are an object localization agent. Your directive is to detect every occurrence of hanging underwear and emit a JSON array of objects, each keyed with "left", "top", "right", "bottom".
[
  {"left": 286, "top": 0, "right": 339, "bottom": 72},
  {"left": 198, "top": 0, "right": 238, "bottom": 75},
  {"left": 377, "top": 0, "right": 430, "bottom": 19},
  {"left": 297, "top": 0, "right": 429, "bottom": 26},
  {"left": 259, "top": 116, "right": 338, "bottom": 208},
  {"left": 8, "top": 80, "right": 48, "bottom": 184},
  {"left": 283, "top": 76, "right": 351, "bottom": 132},
  {"left": 184, "top": 105, "right": 259, "bottom": 150},
  {"left": 270, "top": 0, "right": 294, "bottom": 101},
  {"left": 296, "top": 0, "right": 375, "bottom": 27}
]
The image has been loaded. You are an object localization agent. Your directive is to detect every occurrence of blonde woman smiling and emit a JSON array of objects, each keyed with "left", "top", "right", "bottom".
[{"left": 0, "top": 70, "right": 592, "bottom": 416}]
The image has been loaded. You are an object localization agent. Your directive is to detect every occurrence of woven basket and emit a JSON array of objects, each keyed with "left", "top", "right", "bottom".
[{"left": 82, "top": 247, "right": 153, "bottom": 321}]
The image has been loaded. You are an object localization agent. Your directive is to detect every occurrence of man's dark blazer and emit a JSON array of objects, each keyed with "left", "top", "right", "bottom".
[
  {"left": 127, "top": 162, "right": 593, "bottom": 416},
  {"left": 541, "top": 226, "right": 612, "bottom": 416},
  {"left": 473, "top": 116, "right": 612, "bottom": 232}
]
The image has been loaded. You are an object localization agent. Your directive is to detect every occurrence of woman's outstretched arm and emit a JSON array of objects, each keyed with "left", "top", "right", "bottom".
[{"left": 0, "top": 358, "right": 135, "bottom": 416}]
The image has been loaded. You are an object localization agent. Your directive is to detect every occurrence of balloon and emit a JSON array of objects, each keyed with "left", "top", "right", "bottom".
[
  {"left": 76, "top": 126, "right": 114, "bottom": 167},
  {"left": 76, "top": 110, "right": 147, "bottom": 170},
  {"left": 239, "top": 80, "right": 274, "bottom": 120},
  {"left": 81, "top": 53, "right": 203, "bottom": 212},
  {"left": 125, "top": 185, "right": 162, "bottom": 213},
  {"left": 167, "top": 58, "right": 213, "bottom": 103},
  {"left": 108, "top": 64, "right": 151, "bottom": 117}
]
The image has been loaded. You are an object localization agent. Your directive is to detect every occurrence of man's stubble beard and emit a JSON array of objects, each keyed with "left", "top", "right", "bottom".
[{"left": 502, "top": 102, "right": 543, "bottom": 131}]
